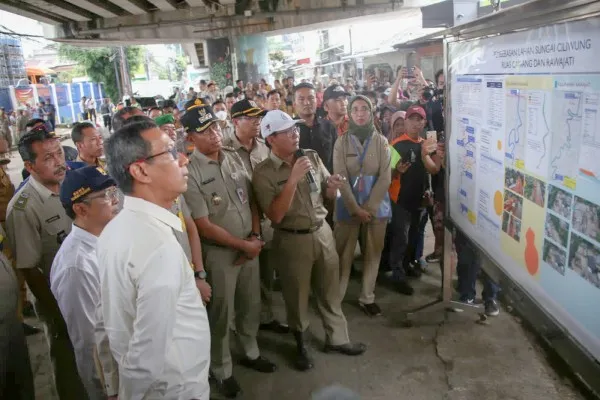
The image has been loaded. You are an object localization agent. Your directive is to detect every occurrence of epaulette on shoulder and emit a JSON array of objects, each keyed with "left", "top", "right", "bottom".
[
  {"left": 222, "top": 145, "right": 236, "bottom": 152},
  {"left": 12, "top": 191, "right": 30, "bottom": 211}
]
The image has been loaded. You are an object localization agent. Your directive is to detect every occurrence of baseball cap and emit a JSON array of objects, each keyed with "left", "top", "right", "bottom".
[
  {"left": 180, "top": 98, "right": 218, "bottom": 133},
  {"left": 323, "top": 85, "right": 350, "bottom": 102},
  {"left": 405, "top": 104, "right": 426, "bottom": 119},
  {"left": 231, "top": 99, "right": 267, "bottom": 119},
  {"left": 60, "top": 166, "right": 116, "bottom": 209},
  {"left": 260, "top": 110, "right": 304, "bottom": 138}
]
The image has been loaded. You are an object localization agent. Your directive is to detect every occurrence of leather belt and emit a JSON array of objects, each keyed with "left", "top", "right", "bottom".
[{"left": 278, "top": 221, "right": 323, "bottom": 234}]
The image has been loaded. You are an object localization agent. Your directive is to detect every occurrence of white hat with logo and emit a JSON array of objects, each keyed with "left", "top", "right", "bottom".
[{"left": 260, "top": 110, "right": 304, "bottom": 139}]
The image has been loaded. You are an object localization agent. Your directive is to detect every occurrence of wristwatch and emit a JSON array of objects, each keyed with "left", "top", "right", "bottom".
[
  {"left": 249, "top": 231, "right": 262, "bottom": 241},
  {"left": 194, "top": 270, "right": 207, "bottom": 280}
]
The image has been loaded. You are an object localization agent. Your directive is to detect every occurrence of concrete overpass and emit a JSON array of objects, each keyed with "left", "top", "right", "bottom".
[{"left": 0, "top": 0, "right": 440, "bottom": 44}]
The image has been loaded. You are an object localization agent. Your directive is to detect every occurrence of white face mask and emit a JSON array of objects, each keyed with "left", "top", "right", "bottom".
[{"left": 215, "top": 111, "right": 228, "bottom": 121}]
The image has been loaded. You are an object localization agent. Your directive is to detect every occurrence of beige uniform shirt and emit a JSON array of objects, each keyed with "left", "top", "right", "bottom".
[
  {"left": 183, "top": 148, "right": 253, "bottom": 243},
  {"left": 5, "top": 177, "right": 71, "bottom": 278},
  {"left": 220, "top": 120, "right": 236, "bottom": 143},
  {"left": 0, "top": 224, "right": 18, "bottom": 321},
  {"left": 222, "top": 135, "right": 273, "bottom": 243},
  {"left": 75, "top": 155, "right": 107, "bottom": 170},
  {"left": 333, "top": 131, "right": 391, "bottom": 218},
  {"left": 170, "top": 194, "right": 192, "bottom": 262},
  {"left": 252, "top": 149, "right": 329, "bottom": 231}
]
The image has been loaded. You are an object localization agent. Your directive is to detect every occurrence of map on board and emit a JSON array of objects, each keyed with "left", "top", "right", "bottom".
[{"left": 447, "top": 17, "right": 600, "bottom": 359}]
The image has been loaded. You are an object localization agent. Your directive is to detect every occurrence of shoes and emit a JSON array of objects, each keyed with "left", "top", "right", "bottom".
[
  {"left": 293, "top": 331, "right": 313, "bottom": 371},
  {"left": 23, "top": 301, "right": 36, "bottom": 318},
  {"left": 217, "top": 376, "right": 241, "bottom": 398},
  {"left": 259, "top": 320, "right": 290, "bottom": 334},
  {"left": 359, "top": 302, "right": 382, "bottom": 317},
  {"left": 295, "top": 346, "right": 314, "bottom": 371},
  {"left": 405, "top": 263, "right": 423, "bottom": 278},
  {"left": 324, "top": 342, "right": 367, "bottom": 356},
  {"left": 22, "top": 323, "right": 41, "bottom": 336},
  {"left": 484, "top": 300, "right": 500, "bottom": 317},
  {"left": 394, "top": 280, "right": 414, "bottom": 295},
  {"left": 425, "top": 252, "right": 441, "bottom": 263},
  {"left": 458, "top": 296, "right": 475, "bottom": 305},
  {"left": 239, "top": 356, "right": 277, "bottom": 373}
]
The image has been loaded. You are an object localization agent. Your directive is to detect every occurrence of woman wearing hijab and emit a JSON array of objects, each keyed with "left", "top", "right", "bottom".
[
  {"left": 388, "top": 111, "right": 406, "bottom": 142},
  {"left": 333, "top": 95, "right": 392, "bottom": 316}
]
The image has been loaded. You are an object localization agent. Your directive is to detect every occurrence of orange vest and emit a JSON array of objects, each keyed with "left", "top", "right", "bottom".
[{"left": 388, "top": 134, "right": 423, "bottom": 202}]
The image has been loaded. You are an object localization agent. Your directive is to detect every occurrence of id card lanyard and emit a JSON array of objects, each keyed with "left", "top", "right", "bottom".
[{"left": 349, "top": 134, "right": 372, "bottom": 192}]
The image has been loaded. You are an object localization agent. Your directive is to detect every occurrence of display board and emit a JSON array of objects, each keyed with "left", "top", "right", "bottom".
[{"left": 447, "top": 17, "right": 600, "bottom": 360}]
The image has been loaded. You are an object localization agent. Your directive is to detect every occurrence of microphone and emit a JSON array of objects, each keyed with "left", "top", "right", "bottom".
[{"left": 295, "top": 149, "right": 319, "bottom": 192}]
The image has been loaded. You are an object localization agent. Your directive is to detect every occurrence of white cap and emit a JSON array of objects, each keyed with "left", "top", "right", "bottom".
[{"left": 260, "top": 110, "right": 304, "bottom": 138}]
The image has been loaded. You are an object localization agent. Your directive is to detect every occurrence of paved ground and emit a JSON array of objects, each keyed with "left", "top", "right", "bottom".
[{"left": 9, "top": 128, "right": 585, "bottom": 400}]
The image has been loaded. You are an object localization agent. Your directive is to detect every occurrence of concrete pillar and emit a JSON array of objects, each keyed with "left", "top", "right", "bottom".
[{"left": 233, "top": 34, "right": 270, "bottom": 84}]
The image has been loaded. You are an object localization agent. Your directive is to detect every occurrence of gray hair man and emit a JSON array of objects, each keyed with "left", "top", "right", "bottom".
[{"left": 98, "top": 120, "right": 211, "bottom": 399}]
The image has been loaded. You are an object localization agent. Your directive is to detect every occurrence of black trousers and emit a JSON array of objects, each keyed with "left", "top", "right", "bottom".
[{"left": 0, "top": 317, "right": 35, "bottom": 400}]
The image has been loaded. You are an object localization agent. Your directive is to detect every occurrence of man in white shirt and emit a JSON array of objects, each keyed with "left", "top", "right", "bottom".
[
  {"left": 98, "top": 119, "right": 211, "bottom": 400},
  {"left": 50, "top": 166, "right": 120, "bottom": 400},
  {"left": 86, "top": 98, "right": 97, "bottom": 122}
]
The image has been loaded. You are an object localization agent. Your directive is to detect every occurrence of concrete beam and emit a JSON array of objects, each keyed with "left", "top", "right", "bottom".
[
  {"left": 106, "top": 0, "right": 151, "bottom": 14},
  {"left": 67, "top": 0, "right": 132, "bottom": 17},
  {"left": 23, "top": 0, "right": 97, "bottom": 21},
  {"left": 147, "top": 0, "right": 177, "bottom": 11},
  {"left": 0, "top": 0, "right": 69, "bottom": 24},
  {"left": 51, "top": 4, "right": 412, "bottom": 45}
]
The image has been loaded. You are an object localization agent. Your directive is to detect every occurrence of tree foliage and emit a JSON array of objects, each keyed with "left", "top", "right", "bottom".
[{"left": 57, "top": 45, "right": 144, "bottom": 101}]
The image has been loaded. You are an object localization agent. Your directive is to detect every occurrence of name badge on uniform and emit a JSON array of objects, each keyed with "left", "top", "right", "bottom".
[{"left": 236, "top": 187, "right": 248, "bottom": 204}]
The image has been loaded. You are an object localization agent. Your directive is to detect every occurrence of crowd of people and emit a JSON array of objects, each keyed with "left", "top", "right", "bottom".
[{"left": 0, "top": 67, "right": 501, "bottom": 400}]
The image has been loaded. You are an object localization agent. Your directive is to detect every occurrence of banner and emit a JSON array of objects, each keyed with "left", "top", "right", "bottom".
[
  {"left": 36, "top": 84, "right": 51, "bottom": 104},
  {"left": 14, "top": 87, "right": 35, "bottom": 109},
  {"left": 447, "top": 17, "right": 600, "bottom": 360}
]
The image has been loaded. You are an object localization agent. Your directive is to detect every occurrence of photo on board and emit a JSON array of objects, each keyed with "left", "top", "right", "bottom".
[
  {"left": 503, "top": 189, "right": 523, "bottom": 219},
  {"left": 505, "top": 167, "right": 524, "bottom": 195},
  {"left": 571, "top": 196, "right": 600, "bottom": 244},
  {"left": 524, "top": 174, "right": 546, "bottom": 207},
  {"left": 568, "top": 233, "right": 600, "bottom": 290},
  {"left": 502, "top": 211, "right": 522, "bottom": 242},
  {"left": 547, "top": 185, "right": 573, "bottom": 220},
  {"left": 545, "top": 213, "right": 569, "bottom": 248},
  {"left": 543, "top": 239, "right": 567, "bottom": 275}
]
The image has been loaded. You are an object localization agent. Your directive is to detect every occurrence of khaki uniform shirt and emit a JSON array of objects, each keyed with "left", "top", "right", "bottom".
[
  {"left": 0, "top": 224, "right": 18, "bottom": 321},
  {"left": 220, "top": 120, "right": 236, "bottom": 143},
  {"left": 222, "top": 135, "right": 273, "bottom": 243},
  {"left": 252, "top": 149, "right": 329, "bottom": 231},
  {"left": 333, "top": 131, "right": 391, "bottom": 218},
  {"left": 0, "top": 168, "right": 15, "bottom": 222},
  {"left": 5, "top": 177, "right": 71, "bottom": 278},
  {"left": 183, "top": 149, "right": 253, "bottom": 243},
  {"left": 170, "top": 194, "right": 193, "bottom": 262},
  {"left": 75, "top": 155, "right": 107, "bottom": 170}
]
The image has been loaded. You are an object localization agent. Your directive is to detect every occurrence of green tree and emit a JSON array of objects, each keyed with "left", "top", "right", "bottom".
[
  {"left": 174, "top": 55, "right": 188, "bottom": 81},
  {"left": 58, "top": 45, "right": 144, "bottom": 101}
]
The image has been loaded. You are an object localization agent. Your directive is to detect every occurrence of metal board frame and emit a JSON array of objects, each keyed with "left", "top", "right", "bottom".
[{"left": 439, "top": 1, "right": 600, "bottom": 396}]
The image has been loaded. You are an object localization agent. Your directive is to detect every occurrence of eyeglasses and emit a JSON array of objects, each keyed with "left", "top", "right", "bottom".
[
  {"left": 82, "top": 186, "right": 119, "bottom": 203},
  {"left": 129, "top": 147, "right": 179, "bottom": 168},
  {"left": 274, "top": 126, "right": 299, "bottom": 137}
]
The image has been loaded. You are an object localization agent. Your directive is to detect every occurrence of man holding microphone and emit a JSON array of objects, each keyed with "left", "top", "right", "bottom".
[{"left": 252, "top": 110, "right": 366, "bottom": 372}]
